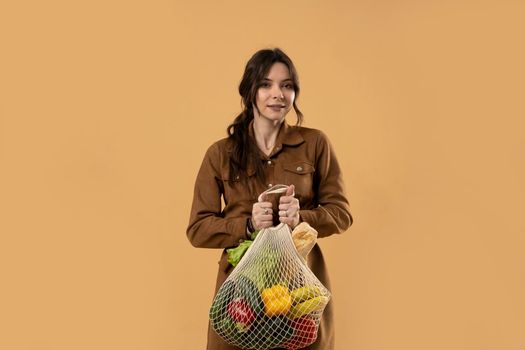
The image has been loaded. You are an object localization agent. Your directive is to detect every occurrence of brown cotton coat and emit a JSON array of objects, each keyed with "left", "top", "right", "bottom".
[{"left": 187, "top": 121, "right": 353, "bottom": 350}]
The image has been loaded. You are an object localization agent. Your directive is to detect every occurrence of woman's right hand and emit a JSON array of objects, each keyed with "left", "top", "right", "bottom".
[{"left": 251, "top": 194, "right": 273, "bottom": 230}]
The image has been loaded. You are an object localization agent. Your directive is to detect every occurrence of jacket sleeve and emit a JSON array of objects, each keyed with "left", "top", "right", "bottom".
[
  {"left": 186, "top": 142, "right": 249, "bottom": 249},
  {"left": 298, "top": 131, "right": 353, "bottom": 237}
]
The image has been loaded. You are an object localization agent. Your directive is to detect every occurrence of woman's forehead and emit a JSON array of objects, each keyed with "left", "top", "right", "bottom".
[{"left": 265, "top": 62, "right": 291, "bottom": 80}]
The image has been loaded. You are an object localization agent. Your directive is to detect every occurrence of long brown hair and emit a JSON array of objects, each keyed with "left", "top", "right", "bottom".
[{"left": 227, "top": 48, "right": 303, "bottom": 184}]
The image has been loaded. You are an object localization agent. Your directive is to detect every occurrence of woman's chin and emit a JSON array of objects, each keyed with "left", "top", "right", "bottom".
[{"left": 258, "top": 112, "right": 288, "bottom": 123}]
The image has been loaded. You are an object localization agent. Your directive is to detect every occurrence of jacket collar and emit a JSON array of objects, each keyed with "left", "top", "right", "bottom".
[
  {"left": 274, "top": 120, "right": 304, "bottom": 148},
  {"left": 226, "top": 118, "right": 304, "bottom": 176},
  {"left": 248, "top": 118, "right": 304, "bottom": 153},
  {"left": 226, "top": 118, "right": 304, "bottom": 152}
]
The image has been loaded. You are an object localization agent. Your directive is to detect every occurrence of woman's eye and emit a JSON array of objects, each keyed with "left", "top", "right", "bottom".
[{"left": 283, "top": 84, "right": 294, "bottom": 89}]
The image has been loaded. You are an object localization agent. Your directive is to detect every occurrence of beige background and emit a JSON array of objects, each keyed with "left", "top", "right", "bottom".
[{"left": 1, "top": 0, "right": 524, "bottom": 349}]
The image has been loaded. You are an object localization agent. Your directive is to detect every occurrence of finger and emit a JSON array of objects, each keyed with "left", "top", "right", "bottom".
[
  {"left": 279, "top": 217, "right": 292, "bottom": 225},
  {"left": 279, "top": 195, "right": 293, "bottom": 204},
  {"left": 259, "top": 220, "right": 273, "bottom": 229},
  {"left": 280, "top": 215, "right": 299, "bottom": 226},
  {"left": 281, "top": 202, "right": 299, "bottom": 212},
  {"left": 254, "top": 218, "right": 272, "bottom": 229},
  {"left": 285, "top": 184, "right": 295, "bottom": 196},
  {"left": 283, "top": 199, "right": 299, "bottom": 210},
  {"left": 280, "top": 210, "right": 295, "bottom": 219},
  {"left": 260, "top": 214, "right": 273, "bottom": 220},
  {"left": 259, "top": 207, "right": 273, "bottom": 216},
  {"left": 255, "top": 203, "right": 271, "bottom": 216},
  {"left": 283, "top": 213, "right": 296, "bottom": 221},
  {"left": 255, "top": 209, "right": 273, "bottom": 218},
  {"left": 258, "top": 201, "right": 273, "bottom": 209},
  {"left": 285, "top": 203, "right": 298, "bottom": 212}
]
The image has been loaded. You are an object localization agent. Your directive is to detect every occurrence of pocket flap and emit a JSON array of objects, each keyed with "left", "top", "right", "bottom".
[{"left": 283, "top": 161, "right": 315, "bottom": 174}]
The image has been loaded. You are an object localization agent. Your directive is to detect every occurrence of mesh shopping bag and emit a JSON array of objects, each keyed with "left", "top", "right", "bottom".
[
  {"left": 209, "top": 221, "right": 330, "bottom": 350},
  {"left": 226, "top": 185, "right": 318, "bottom": 268}
]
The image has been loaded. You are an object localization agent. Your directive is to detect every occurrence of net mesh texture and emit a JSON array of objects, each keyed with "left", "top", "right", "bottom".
[{"left": 210, "top": 222, "right": 330, "bottom": 350}]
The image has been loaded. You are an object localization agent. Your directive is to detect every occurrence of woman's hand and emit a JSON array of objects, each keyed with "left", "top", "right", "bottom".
[
  {"left": 251, "top": 194, "right": 273, "bottom": 230},
  {"left": 279, "top": 184, "right": 300, "bottom": 229}
]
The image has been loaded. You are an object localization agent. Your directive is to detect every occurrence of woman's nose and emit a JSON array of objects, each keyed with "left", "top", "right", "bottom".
[{"left": 272, "top": 86, "right": 284, "bottom": 99}]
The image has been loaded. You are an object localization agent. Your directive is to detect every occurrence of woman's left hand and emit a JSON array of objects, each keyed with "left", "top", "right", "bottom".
[{"left": 278, "top": 184, "right": 300, "bottom": 229}]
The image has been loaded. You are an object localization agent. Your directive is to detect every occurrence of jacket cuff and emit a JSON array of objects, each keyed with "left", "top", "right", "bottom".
[
  {"left": 228, "top": 216, "right": 251, "bottom": 246},
  {"left": 298, "top": 210, "right": 314, "bottom": 228}
]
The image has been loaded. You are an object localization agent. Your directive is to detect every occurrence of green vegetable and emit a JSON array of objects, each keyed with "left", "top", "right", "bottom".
[
  {"left": 214, "top": 315, "right": 244, "bottom": 348},
  {"left": 249, "top": 229, "right": 260, "bottom": 241},
  {"left": 226, "top": 229, "right": 261, "bottom": 267},
  {"left": 240, "top": 243, "right": 287, "bottom": 290},
  {"left": 236, "top": 275, "right": 265, "bottom": 316},
  {"left": 209, "top": 280, "right": 235, "bottom": 328},
  {"left": 246, "top": 315, "right": 294, "bottom": 349},
  {"left": 260, "top": 247, "right": 287, "bottom": 288},
  {"left": 227, "top": 240, "right": 253, "bottom": 267}
]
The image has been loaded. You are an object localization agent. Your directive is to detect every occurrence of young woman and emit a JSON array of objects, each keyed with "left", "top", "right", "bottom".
[{"left": 187, "top": 48, "right": 352, "bottom": 350}]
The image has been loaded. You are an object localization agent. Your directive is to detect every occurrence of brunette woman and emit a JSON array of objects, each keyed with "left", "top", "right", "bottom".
[{"left": 187, "top": 48, "right": 352, "bottom": 350}]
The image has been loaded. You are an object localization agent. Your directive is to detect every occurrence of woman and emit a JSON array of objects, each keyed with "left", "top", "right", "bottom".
[{"left": 187, "top": 48, "right": 352, "bottom": 350}]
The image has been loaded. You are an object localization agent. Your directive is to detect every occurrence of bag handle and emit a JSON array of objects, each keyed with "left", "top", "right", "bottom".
[{"left": 257, "top": 184, "right": 294, "bottom": 202}]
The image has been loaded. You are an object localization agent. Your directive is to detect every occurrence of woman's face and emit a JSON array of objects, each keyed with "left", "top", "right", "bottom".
[{"left": 254, "top": 62, "right": 296, "bottom": 123}]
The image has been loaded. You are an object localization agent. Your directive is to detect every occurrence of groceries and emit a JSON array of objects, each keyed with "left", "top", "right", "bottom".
[
  {"left": 289, "top": 295, "right": 330, "bottom": 319},
  {"left": 210, "top": 279, "right": 329, "bottom": 349},
  {"left": 227, "top": 298, "right": 255, "bottom": 332},
  {"left": 209, "top": 223, "right": 330, "bottom": 350},
  {"left": 282, "top": 316, "right": 319, "bottom": 350},
  {"left": 261, "top": 284, "right": 293, "bottom": 317},
  {"left": 227, "top": 240, "right": 253, "bottom": 267},
  {"left": 291, "top": 222, "right": 318, "bottom": 259},
  {"left": 226, "top": 221, "right": 318, "bottom": 268},
  {"left": 227, "top": 184, "right": 318, "bottom": 268}
]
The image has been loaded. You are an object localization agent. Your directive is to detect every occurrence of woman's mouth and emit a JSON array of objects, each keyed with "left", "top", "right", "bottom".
[{"left": 268, "top": 104, "right": 285, "bottom": 111}]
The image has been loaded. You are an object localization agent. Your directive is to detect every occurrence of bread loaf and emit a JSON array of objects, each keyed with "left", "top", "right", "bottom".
[{"left": 291, "top": 222, "right": 318, "bottom": 259}]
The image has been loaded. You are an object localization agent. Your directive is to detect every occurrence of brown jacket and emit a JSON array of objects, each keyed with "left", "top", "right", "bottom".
[{"left": 187, "top": 121, "right": 352, "bottom": 350}]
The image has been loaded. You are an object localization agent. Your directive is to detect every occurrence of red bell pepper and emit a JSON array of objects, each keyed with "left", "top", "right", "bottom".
[
  {"left": 226, "top": 298, "right": 255, "bottom": 332},
  {"left": 282, "top": 316, "right": 318, "bottom": 349}
]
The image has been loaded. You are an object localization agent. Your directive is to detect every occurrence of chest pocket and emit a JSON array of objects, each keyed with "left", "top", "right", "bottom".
[
  {"left": 282, "top": 161, "right": 315, "bottom": 203},
  {"left": 220, "top": 172, "right": 257, "bottom": 207}
]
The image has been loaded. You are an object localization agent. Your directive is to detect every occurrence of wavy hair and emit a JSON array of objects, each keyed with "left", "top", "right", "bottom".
[{"left": 227, "top": 48, "right": 303, "bottom": 184}]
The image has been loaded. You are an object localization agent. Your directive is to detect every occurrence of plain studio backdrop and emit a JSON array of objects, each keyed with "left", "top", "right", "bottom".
[{"left": 1, "top": 1, "right": 524, "bottom": 349}]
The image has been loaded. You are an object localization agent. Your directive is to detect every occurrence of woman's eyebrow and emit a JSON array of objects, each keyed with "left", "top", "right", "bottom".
[{"left": 262, "top": 78, "right": 293, "bottom": 82}]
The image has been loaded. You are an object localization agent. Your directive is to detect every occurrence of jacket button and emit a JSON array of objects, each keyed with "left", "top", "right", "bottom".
[
  {"left": 268, "top": 183, "right": 273, "bottom": 188},
  {"left": 267, "top": 160, "right": 272, "bottom": 165},
  {"left": 296, "top": 166, "right": 303, "bottom": 172}
]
